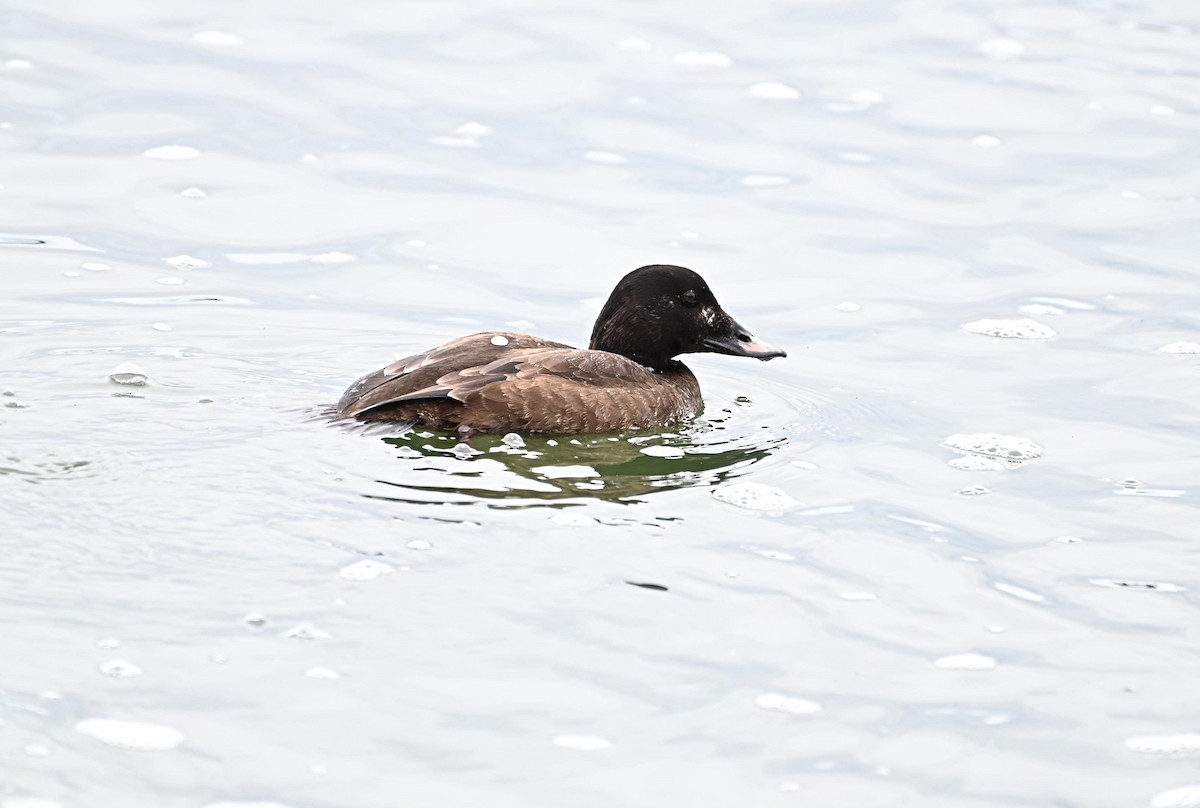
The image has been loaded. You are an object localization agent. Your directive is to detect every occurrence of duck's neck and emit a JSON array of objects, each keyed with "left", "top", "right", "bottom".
[
  {"left": 591, "top": 339, "right": 677, "bottom": 373},
  {"left": 590, "top": 318, "right": 679, "bottom": 373}
]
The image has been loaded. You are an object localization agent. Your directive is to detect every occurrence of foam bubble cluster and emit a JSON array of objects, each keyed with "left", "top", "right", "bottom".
[
  {"left": 712, "top": 482, "right": 801, "bottom": 511},
  {"left": 964, "top": 318, "right": 1055, "bottom": 339},
  {"left": 1159, "top": 341, "right": 1200, "bottom": 354},
  {"left": 1124, "top": 733, "right": 1200, "bottom": 756},
  {"left": 943, "top": 433, "right": 1043, "bottom": 467}
]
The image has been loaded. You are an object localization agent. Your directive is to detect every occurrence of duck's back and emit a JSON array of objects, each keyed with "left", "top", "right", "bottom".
[{"left": 335, "top": 332, "right": 701, "bottom": 433}]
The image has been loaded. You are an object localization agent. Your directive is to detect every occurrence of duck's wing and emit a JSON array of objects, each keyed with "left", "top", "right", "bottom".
[
  {"left": 335, "top": 332, "right": 572, "bottom": 418},
  {"left": 345, "top": 344, "right": 699, "bottom": 432}
]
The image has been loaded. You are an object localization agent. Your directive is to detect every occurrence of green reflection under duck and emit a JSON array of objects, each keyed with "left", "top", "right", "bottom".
[{"left": 365, "top": 421, "right": 785, "bottom": 506}]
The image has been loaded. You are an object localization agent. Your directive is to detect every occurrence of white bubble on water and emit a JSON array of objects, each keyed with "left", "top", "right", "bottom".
[
  {"left": 712, "top": 482, "right": 801, "bottom": 511},
  {"left": 552, "top": 734, "right": 613, "bottom": 751},
  {"left": 81, "top": 261, "right": 111, "bottom": 272},
  {"left": 166, "top": 254, "right": 210, "bottom": 269},
  {"left": 640, "top": 445, "right": 684, "bottom": 458},
  {"left": 99, "top": 659, "right": 143, "bottom": 678},
  {"left": 964, "top": 318, "right": 1055, "bottom": 339},
  {"left": 406, "top": 539, "right": 432, "bottom": 551},
  {"left": 755, "top": 693, "right": 821, "bottom": 715},
  {"left": 934, "top": 653, "right": 997, "bottom": 671},
  {"left": 1125, "top": 733, "right": 1200, "bottom": 756},
  {"left": 502, "top": 432, "right": 525, "bottom": 448},
  {"left": 180, "top": 186, "right": 207, "bottom": 198},
  {"left": 454, "top": 121, "right": 493, "bottom": 138},
  {"left": 451, "top": 443, "right": 481, "bottom": 459},
  {"left": 285, "top": 624, "right": 331, "bottom": 641},
  {"left": 143, "top": 145, "right": 200, "bottom": 160},
  {"left": 834, "top": 301, "right": 861, "bottom": 312},
  {"left": 152, "top": 322, "right": 172, "bottom": 332},
  {"left": 943, "top": 433, "right": 1043, "bottom": 464},
  {"left": 755, "top": 550, "right": 794, "bottom": 561},
  {"left": 109, "top": 362, "right": 148, "bottom": 386},
  {"left": 959, "top": 485, "right": 990, "bottom": 496},
  {"left": 75, "top": 718, "right": 183, "bottom": 750},
  {"left": 339, "top": 560, "right": 395, "bottom": 582},
  {"left": 747, "top": 81, "right": 800, "bottom": 100},
  {"left": 1158, "top": 341, "right": 1200, "bottom": 354}
]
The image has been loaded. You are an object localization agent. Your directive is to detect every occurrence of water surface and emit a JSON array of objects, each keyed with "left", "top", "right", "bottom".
[{"left": 3, "top": 1, "right": 1199, "bottom": 806}]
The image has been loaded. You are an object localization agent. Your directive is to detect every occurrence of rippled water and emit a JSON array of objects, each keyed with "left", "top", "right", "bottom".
[{"left": 3, "top": 1, "right": 1199, "bottom": 806}]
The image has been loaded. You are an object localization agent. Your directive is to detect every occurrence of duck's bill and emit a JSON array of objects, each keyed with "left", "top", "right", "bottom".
[{"left": 704, "top": 321, "right": 787, "bottom": 361}]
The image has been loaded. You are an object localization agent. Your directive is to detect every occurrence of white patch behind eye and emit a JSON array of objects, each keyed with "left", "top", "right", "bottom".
[{"left": 701, "top": 307, "right": 716, "bottom": 326}]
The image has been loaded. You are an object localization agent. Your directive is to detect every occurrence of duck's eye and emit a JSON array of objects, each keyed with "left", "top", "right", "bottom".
[{"left": 682, "top": 290, "right": 698, "bottom": 305}]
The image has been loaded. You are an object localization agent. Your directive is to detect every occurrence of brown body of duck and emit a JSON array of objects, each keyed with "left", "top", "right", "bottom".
[{"left": 335, "top": 265, "right": 785, "bottom": 434}]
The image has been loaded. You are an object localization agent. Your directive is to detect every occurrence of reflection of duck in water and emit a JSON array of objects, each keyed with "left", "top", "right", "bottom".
[
  {"left": 372, "top": 427, "right": 786, "bottom": 505},
  {"left": 335, "top": 265, "right": 785, "bottom": 435}
]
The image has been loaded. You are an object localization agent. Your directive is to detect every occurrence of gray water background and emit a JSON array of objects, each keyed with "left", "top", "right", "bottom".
[{"left": 2, "top": 0, "right": 1200, "bottom": 806}]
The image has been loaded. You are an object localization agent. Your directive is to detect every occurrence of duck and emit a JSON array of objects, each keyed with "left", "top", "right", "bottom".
[{"left": 334, "top": 264, "right": 785, "bottom": 434}]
